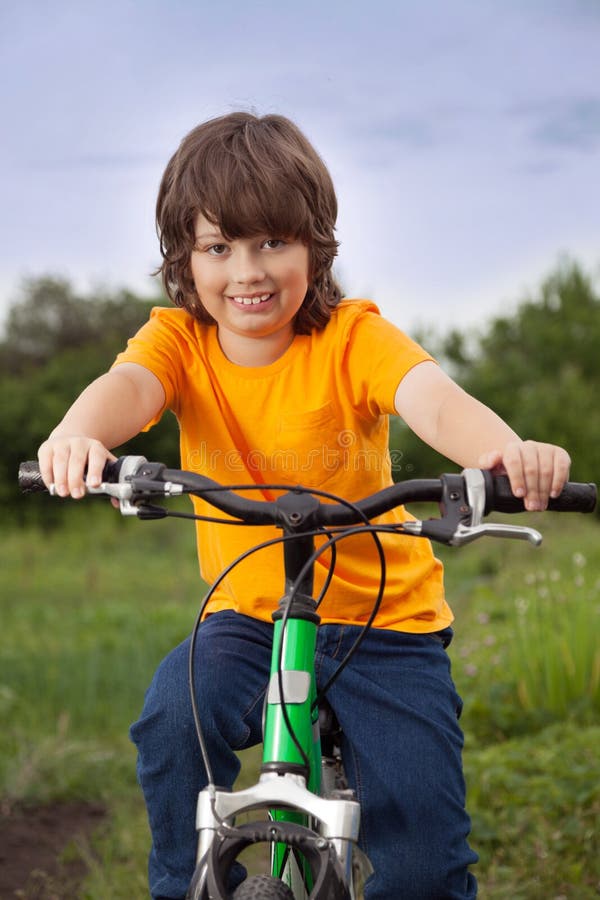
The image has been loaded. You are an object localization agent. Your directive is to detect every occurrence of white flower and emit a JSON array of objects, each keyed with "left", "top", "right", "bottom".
[{"left": 515, "top": 597, "right": 530, "bottom": 614}]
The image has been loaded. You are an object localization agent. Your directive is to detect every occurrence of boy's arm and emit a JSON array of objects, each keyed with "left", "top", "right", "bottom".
[
  {"left": 394, "top": 361, "right": 571, "bottom": 511},
  {"left": 38, "top": 363, "right": 166, "bottom": 498}
]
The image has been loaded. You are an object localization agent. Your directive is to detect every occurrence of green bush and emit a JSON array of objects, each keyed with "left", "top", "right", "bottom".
[{"left": 466, "top": 721, "right": 600, "bottom": 897}]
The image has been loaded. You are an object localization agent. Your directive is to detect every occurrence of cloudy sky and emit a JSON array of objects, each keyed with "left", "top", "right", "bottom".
[{"left": 1, "top": 0, "right": 599, "bottom": 333}]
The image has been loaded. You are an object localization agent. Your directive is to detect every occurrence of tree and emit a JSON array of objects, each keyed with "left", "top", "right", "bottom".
[
  {"left": 391, "top": 259, "right": 600, "bottom": 484},
  {"left": 0, "top": 277, "right": 180, "bottom": 522},
  {"left": 0, "top": 276, "right": 163, "bottom": 373}
]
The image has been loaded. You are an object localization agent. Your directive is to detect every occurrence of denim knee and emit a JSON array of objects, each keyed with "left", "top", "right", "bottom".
[{"left": 130, "top": 639, "right": 195, "bottom": 750}]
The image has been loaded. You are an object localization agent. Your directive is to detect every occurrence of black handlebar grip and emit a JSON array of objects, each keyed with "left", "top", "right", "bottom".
[
  {"left": 18, "top": 458, "right": 125, "bottom": 493},
  {"left": 18, "top": 461, "right": 47, "bottom": 493},
  {"left": 485, "top": 473, "right": 597, "bottom": 514}
]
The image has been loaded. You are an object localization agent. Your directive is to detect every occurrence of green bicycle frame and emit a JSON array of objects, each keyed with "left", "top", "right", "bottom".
[
  {"left": 263, "top": 615, "right": 321, "bottom": 789},
  {"left": 262, "top": 529, "right": 322, "bottom": 895}
]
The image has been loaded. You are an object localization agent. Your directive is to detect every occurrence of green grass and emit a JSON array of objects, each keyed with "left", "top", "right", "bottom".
[
  {"left": 1, "top": 507, "right": 197, "bottom": 743},
  {"left": 0, "top": 505, "right": 198, "bottom": 833},
  {"left": 1, "top": 503, "right": 599, "bottom": 896},
  {"left": 466, "top": 721, "right": 600, "bottom": 898},
  {"left": 440, "top": 512, "right": 600, "bottom": 741}
]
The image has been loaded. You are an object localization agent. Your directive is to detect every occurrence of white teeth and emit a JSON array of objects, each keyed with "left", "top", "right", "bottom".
[{"left": 232, "top": 293, "right": 271, "bottom": 305}]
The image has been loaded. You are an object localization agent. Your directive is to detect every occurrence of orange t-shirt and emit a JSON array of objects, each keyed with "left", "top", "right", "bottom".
[{"left": 113, "top": 299, "right": 453, "bottom": 632}]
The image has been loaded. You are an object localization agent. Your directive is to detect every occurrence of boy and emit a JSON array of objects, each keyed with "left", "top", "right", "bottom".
[{"left": 38, "top": 112, "right": 570, "bottom": 899}]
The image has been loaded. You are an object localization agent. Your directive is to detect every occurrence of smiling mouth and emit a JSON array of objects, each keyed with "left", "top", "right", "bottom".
[{"left": 229, "top": 293, "right": 273, "bottom": 306}]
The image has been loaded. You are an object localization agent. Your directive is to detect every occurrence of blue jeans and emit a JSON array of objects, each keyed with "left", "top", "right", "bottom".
[{"left": 130, "top": 610, "right": 478, "bottom": 899}]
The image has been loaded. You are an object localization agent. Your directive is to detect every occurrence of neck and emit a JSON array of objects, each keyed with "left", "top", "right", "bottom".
[{"left": 217, "top": 328, "right": 295, "bottom": 366}]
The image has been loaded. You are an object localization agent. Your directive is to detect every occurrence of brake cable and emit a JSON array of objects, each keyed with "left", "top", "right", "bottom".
[{"left": 127, "top": 479, "right": 427, "bottom": 790}]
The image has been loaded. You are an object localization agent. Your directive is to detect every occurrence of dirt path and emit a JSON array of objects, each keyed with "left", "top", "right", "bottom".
[{"left": 0, "top": 801, "right": 106, "bottom": 899}]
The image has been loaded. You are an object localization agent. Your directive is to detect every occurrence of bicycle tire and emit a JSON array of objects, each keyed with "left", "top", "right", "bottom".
[{"left": 232, "top": 875, "right": 295, "bottom": 899}]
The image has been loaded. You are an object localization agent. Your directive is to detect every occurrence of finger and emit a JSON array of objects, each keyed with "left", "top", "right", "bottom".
[
  {"left": 49, "top": 443, "right": 72, "bottom": 497},
  {"left": 86, "top": 442, "right": 116, "bottom": 489},
  {"left": 536, "top": 444, "right": 557, "bottom": 508},
  {"left": 67, "top": 442, "right": 92, "bottom": 498},
  {"left": 477, "top": 449, "right": 503, "bottom": 471},
  {"left": 37, "top": 441, "right": 56, "bottom": 491},
  {"left": 549, "top": 448, "right": 571, "bottom": 498},
  {"left": 500, "top": 441, "right": 527, "bottom": 499},
  {"left": 521, "top": 441, "right": 543, "bottom": 510}
]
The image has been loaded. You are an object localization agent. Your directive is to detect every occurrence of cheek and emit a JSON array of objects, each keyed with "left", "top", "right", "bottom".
[
  {"left": 284, "top": 256, "right": 310, "bottom": 293},
  {"left": 282, "top": 268, "right": 309, "bottom": 305},
  {"left": 289, "top": 266, "right": 308, "bottom": 288},
  {"left": 191, "top": 258, "right": 219, "bottom": 295}
]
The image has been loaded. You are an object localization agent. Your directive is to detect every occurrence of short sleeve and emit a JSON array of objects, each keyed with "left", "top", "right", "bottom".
[
  {"left": 341, "top": 308, "right": 435, "bottom": 418},
  {"left": 111, "top": 307, "right": 191, "bottom": 423}
]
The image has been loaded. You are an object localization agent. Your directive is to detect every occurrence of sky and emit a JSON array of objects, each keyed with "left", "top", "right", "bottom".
[{"left": 1, "top": 0, "right": 599, "bottom": 334}]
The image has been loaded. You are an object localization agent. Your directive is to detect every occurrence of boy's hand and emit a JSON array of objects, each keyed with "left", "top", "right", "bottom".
[
  {"left": 478, "top": 441, "right": 571, "bottom": 511},
  {"left": 38, "top": 435, "right": 116, "bottom": 499}
]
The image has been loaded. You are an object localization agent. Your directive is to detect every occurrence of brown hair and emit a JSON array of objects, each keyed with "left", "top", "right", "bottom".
[{"left": 155, "top": 112, "right": 342, "bottom": 332}]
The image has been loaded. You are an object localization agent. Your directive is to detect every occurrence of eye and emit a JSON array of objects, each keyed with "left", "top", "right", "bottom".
[
  {"left": 207, "top": 243, "right": 229, "bottom": 256},
  {"left": 262, "top": 238, "right": 285, "bottom": 250}
]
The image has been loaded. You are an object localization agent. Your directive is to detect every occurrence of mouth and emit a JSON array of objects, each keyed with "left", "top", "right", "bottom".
[{"left": 229, "top": 292, "right": 273, "bottom": 307}]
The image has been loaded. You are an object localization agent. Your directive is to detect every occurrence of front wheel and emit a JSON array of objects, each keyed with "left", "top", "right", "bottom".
[{"left": 232, "top": 875, "right": 295, "bottom": 899}]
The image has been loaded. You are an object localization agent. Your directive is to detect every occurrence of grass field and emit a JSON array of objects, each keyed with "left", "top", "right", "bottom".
[{"left": 1, "top": 500, "right": 599, "bottom": 897}]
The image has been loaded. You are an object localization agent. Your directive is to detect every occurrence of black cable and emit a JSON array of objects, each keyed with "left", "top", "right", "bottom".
[
  {"left": 184, "top": 526, "right": 338, "bottom": 783},
  {"left": 135, "top": 504, "right": 251, "bottom": 525},
  {"left": 275, "top": 524, "right": 406, "bottom": 711},
  {"left": 176, "top": 482, "right": 369, "bottom": 783},
  {"left": 313, "top": 523, "right": 415, "bottom": 702},
  {"left": 178, "top": 483, "right": 398, "bottom": 777},
  {"left": 276, "top": 487, "right": 392, "bottom": 709},
  {"left": 272, "top": 494, "right": 388, "bottom": 773},
  {"left": 135, "top": 480, "right": 412, "bottom": 791},
  {"left": 313, "top": 530, "right": 336, "bottom": 607}
]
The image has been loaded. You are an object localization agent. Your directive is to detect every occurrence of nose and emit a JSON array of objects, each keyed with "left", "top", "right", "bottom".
[{"left": 230, "top": 246, "right": 266, "bottom": 286}]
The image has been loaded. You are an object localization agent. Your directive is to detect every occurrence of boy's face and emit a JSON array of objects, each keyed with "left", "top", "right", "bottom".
[{"left": 190, "top": 213, "right": 310, "bottom": 365}]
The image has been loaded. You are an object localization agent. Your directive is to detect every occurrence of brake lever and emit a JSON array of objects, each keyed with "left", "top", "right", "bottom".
[
  {"left": 402, "top": 516, "right": 543, "bottom": 546},
  {"left": 460, "top": 468, "right": 542, "bottom": 544},
  {"left": 88, "top": 482, "right": 140, "bottom": 516},
  {"left": 47, "top": 481, "right": 139, "bottom": 515},
  {"left": 448, "top": 522, "right": 542, "bottom": 547},
  {"left": 86, "top": 478, "right": 184, "bottom": 516},
  {"left": 48, "top": 454, "right": 183, "bottom": 517},
  {"left": 401, "top": 469, "right": 543, "bottom": 547}
]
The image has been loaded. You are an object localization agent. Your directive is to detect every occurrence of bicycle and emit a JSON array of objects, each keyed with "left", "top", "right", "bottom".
[{"left": 18, "top": 457, "right": 597, "bottom": 899}]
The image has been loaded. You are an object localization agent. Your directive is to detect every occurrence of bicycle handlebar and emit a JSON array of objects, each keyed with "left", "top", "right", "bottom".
[
  {"left": 18, "top": 458, "right": 443, "bottom": 523},
  {"left": 18, "top": 457, "right": 597, "bottom": 543},
  {"left": 18, "top": 460, "right": 47, "bottom": 493},
  {"left": 481, "top": 469, "right": 597, "bottom": 515}
]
